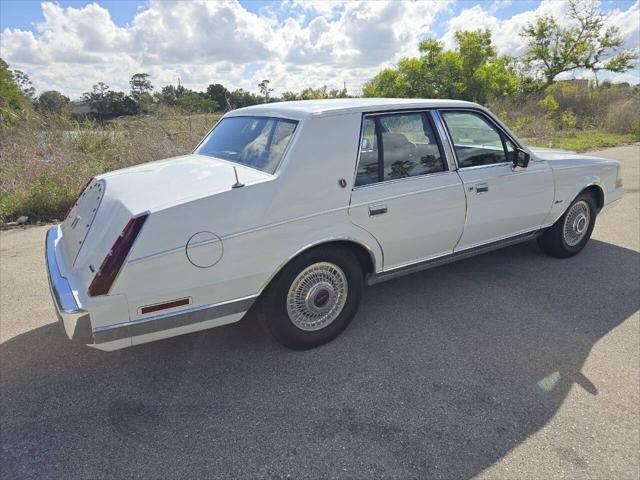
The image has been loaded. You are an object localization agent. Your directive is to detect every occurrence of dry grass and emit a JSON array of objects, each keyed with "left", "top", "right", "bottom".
[
  {"left": 489, "top": 83, "right": 640, "bottom": 139},
  {"left": 0, "top": 112, "right": 220, "bottom": 223},
  {"left": 2, "top": 85, "right": 639, "bottom": 224}
]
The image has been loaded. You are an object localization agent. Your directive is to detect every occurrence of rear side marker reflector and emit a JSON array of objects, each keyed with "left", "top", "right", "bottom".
[
  {"left": 140, "top": 298, "right": 191, "bottom": 315},
  {"left": 88, "top": 213, "right": 149, "bottom": 297}
]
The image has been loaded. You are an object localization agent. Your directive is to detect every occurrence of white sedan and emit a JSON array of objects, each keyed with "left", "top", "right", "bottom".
[{"left": 46, "top": 99, "right": 624, "bottom": 351}]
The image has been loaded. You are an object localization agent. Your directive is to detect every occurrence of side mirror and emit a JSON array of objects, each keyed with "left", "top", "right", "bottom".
[{"left": 514, "top": 148, "right": 530, "bottom": 168}]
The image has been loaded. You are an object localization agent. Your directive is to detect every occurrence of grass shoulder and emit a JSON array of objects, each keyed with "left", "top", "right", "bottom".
[{"left": 523, "top": 130, "right": 639, "bottom": 152}]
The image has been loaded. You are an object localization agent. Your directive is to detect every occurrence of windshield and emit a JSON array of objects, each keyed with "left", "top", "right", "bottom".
[{"left": 195, "top": 116, "right": 298, "bottom": 174}]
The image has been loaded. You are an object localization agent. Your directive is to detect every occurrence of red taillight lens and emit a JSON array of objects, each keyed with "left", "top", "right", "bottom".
[
  {"left": 64, "top": 177, "right": 94, "bottom": 220},
  {"left": 88, "top": 213, "right": 148, "bottom": 297}
]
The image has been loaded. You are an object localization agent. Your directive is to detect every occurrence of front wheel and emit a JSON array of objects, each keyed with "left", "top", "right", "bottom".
[
  {"left": 537, "top": 191, "right": 597, "bottom": 258},
  {"left": 257, "top": 246, "right": 363, "bottom": 350}
]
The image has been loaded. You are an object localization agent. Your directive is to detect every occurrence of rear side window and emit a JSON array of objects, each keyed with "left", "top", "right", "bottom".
[
  {"left": 195, "top": 116, "right": 297, "bottom": 174},
  {"left": 355, "top": 112, "right": 445, "bottom": 186}
]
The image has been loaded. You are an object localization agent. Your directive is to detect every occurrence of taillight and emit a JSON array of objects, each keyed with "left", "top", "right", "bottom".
[
  {"left": 64, "top": 177, "right": 94, "bottom": 220},
  {"left": 88, "top": 213, "right": 149, "bottom": 297}
]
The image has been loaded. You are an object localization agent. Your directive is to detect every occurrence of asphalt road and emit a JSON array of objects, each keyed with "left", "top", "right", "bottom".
[{"left": 1, "top": 145, "right": 639, "bottom": 479}]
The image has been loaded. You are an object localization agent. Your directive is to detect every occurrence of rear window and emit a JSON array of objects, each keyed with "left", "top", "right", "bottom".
[{"left": 195, "top": 116, "right": 298, "bottom": 174}]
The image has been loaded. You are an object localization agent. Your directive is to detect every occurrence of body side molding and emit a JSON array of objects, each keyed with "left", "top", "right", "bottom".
[{"left": 368, "top": 230, "right": 542, "bottom": 285}]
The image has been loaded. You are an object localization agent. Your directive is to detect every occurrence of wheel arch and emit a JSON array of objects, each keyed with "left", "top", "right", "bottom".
[
  {"left": 257, "top": 238, "right": 377, "bottom": 296},
  {"left": 581, "top": 184, "right": 605, "bottom": 212}
]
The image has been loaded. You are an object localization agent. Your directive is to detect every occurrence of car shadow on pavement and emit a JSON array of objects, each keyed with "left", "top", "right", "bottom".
[{"left": 2, "top": 239, "right": 639, "bottom": 479}]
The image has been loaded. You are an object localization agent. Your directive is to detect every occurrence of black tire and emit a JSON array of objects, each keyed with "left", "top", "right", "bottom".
[
  {"left": 257, "top": 246, "right": 364, "bottom": 350},
  {"left": 537, "top": 191, "right": 597, "bottom": 258}
]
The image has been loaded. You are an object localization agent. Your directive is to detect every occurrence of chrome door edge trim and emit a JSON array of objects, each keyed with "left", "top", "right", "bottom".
[
  {"left": 430, "top": 110, "right": 458, "bottom": 171},
  {"left": 351, "top": 170, "right": 455, "bottom": 191},
  {"left": 93, "top": 294, "right": 257, "bottom": 344},
  {"left": 349, "top": 181, "right": 458, "bottom": 207},
  {"left": 367, "top": 230, "right": 540, "bottom": 285}
]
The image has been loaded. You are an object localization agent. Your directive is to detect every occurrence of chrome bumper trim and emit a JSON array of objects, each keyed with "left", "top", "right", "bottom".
[
  {"left": 93, "top": 295, "right": 257, "bottom": 344},
  {"left": 45, "top": 226, "right": 93, "bottom": 343}
]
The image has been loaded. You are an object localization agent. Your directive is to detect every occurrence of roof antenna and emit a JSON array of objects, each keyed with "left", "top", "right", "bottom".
[{"left": 231, "top": 166, "right": 245, "bottom": 189}]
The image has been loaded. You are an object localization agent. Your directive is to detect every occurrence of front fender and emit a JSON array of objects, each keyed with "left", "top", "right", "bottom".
[{"left": 543, "top": 170, "right": 603, "bottom": 226}]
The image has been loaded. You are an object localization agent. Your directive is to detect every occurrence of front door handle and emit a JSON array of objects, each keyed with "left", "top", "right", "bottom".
[
  {"left": 368, "top": 204, "right": 388, "bottom": 216},
  {"left": 475, "top": 183, "right": 489, "bottom": 193}
]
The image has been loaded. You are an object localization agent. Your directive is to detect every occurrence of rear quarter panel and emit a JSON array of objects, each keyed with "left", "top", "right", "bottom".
[{"left": 111, "top": 112, "right": 383, "bottom": 326}]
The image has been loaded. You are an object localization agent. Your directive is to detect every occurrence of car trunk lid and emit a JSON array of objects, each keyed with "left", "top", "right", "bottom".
[{"left": 58, "top": 178, "right": 105, "bottom": 269}]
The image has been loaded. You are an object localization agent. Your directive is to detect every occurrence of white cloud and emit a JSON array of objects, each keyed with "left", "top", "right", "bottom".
[
  {"left": 440, "top": 0, "right": 639, "bottom": 83},
  {"left": 0, "top": 0, "right": 637, "bottom": 99},
  {"left": 440, "top": 0, "right": 572, "bottom": 57}
]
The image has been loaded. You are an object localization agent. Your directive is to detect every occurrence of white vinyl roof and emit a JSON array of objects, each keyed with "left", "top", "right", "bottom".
[{"left": 226, "top": 98, "right": 480, "bottom": 120}]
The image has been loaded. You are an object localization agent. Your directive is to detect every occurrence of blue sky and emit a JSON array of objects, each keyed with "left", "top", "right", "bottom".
[
  {"left": 3, "top": 1, "right": 635, "bottom": 31},
  {"left": 1, "top": 1, "right": 638, "bottom": 98}
]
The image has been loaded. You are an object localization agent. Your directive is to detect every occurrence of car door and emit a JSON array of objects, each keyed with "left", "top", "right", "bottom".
[
  {"left": 348, "top": 111, "right": 466, "bottom": 271},
  {"left": 438, "top": 109, "right": 554, "bottom": 250}
]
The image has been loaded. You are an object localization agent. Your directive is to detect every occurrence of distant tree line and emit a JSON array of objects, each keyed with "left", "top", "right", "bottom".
[{"left": 1, "top": 0, "right": 636, "bottom": 125}]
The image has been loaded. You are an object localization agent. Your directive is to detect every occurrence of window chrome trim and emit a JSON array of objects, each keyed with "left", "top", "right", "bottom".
[
  {"left": 430, "top": 110, "right": 458, "bottom": 171},
  {"left": 437, "top": 107, "right": 523, "bottom": 149},
  {"left": 351, "top": 108, "right": 450, "bottom": 190},
  {"left": 457, "top": 161, "right": 512, "bottom": 171},
  {"left": 352, "top": 170, "right": 455, "bottom": 191}
]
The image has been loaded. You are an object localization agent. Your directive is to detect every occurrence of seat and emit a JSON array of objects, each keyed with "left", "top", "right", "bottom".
[{"left": 381, "top": 132, "right": 416, "bottom": 179}]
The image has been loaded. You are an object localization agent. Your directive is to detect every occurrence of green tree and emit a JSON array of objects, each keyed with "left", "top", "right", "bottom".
[
  {"left": 521, "top": 0, "right": 637, "bottom": 87},
  {"left": 12, "top": 69, "right": 36, "bottom": 102},
  {"left": 258, "top": 79, "right": 273, "bottom": 103},
  {"left": 281, "top": 85, "right": 349, "bottom": 100},
  {"left": 227, "top": 88, "right": 261, "bottom": 108},
  {"left": 363, "top": 30, "right": 516, "bottom": 103},
  {"left": 175, "top": 92, "right": 218, "bottom": 113},
  {"left": 0, "top": 59, "right": 33, "bottom": 124},
  {"left": 38, "top": 90, "right": 71, "bottom": 115},
  {"left": 155, "top": 84, "right": 188, "bottom": 106},
  {"left": 82, "top": 82, "right": 138, "bottom": 118},
  {"left": 206, "top": 83, "right": 230, "bottom": 110},
  {"left": 129, "top": 73, "right": 153, "bottom": 98}
]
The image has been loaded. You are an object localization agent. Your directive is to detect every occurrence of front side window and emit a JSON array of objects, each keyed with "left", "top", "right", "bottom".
[
  {"left": 355, "top": 112, "right": 445, "bottom": 186},
  {"left": 195, "top": 116, "right": 297, "bottom": 174},
  {"left": 440, "top": 111, "right": 508, "bottom": 168}
]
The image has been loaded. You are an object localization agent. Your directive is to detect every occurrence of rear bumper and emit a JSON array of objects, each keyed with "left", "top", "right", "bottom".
[{"left": 45, "top": 226, "right": 94, "bottom": 344}]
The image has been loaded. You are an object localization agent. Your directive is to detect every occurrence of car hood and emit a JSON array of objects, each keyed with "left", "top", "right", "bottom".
[
  {"left": 98, "top": 154, "right": 270, "bottom": 214},
  {"left": 528, "top": 146, "right": 617, "bottom": 166}
]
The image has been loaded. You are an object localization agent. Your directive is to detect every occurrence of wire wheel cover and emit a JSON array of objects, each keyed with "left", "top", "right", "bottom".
[
  {"left": 563, "top": 200, "right": 591, "bottom": 246},
  {"left": 286, "top": 262, "right": 348, "bottom": 331}
]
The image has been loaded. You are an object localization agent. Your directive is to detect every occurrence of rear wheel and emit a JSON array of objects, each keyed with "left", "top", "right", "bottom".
[
  {"left": 537, "top": 191, "right": 597, "bottom": 258},
  {"left": 257, "top": 246, "right": 363, "bottom": 350}
]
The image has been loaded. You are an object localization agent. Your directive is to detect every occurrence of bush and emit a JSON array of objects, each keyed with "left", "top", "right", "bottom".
[
  {"left": 604, "top": 99, "right": 640, "bottom": 135},
  {"left": 0, "top": 111, "right": 221, "bottom": 223},
  {"left": 489, "top": 81, "right": 640, "bottom": 139}
]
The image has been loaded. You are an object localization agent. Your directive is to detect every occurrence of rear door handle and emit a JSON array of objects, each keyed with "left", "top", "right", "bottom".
[
  {"left": 475, "top": 183, "right": 489, "bottom": 193},
  {"left": 368, "top": 204, "right": 388, "bottom": 216}
]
